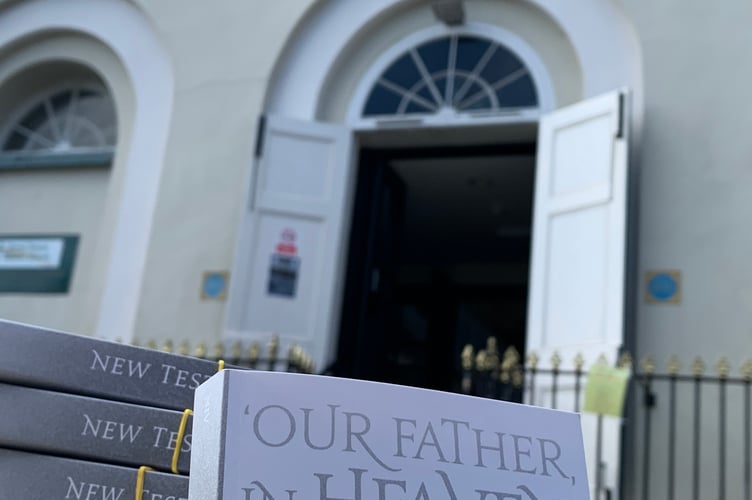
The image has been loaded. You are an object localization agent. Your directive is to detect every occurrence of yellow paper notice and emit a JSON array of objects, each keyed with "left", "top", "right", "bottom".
[{"left": 583, "top": 364, "right": 630, "bottom": 417}]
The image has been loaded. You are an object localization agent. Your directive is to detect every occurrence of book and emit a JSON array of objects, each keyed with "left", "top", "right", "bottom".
[
  {"left": 0, "top": 447, "right": 189, "bottom": 500},
  {"left": 0, "top": 383, "right": 192, "bottom": 473},
  {"left": 190, "top": 370, "right": 590, "bottom": 500},
  {"left": 0, "top": 319, "right": 225, "bottom": 410}
]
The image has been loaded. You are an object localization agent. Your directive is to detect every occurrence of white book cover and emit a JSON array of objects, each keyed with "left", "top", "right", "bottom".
[{"left": 190, "top": 370, "right": 589, "bottom": 500}]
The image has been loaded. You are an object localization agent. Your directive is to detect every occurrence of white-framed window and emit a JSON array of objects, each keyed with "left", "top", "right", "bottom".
[
  {"left": 362, "top": 34, "right": 538, "bottom": 118},
  {"left": 0, "top": 83, "right": 116, "bottom": 168}
]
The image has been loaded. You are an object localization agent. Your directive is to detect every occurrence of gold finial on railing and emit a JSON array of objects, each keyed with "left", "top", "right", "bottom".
[
  {"left": 551, "top": 352, "right": 562, "bottom": 370},
  {"left": 512, "top": 369, "right": 523, "bottom": 388},
  {"left": 573, "top": 353, "right": 585, "bottom": 372},
  {"left": 461, "top": 344, "right": 474, "bottom": 371},
  {"left": 485, "top": 337, "right": 500, "bottom": 372},
  {"left": 162, "top": 340, "right": 173, "bottom": 353},
  {"left": 146, "top": 339, "right": 158, "bottom": 350},
  {"left": 716, "top": 357, "right": 730, "bottom": 379},
  {"left": 131, "top": 339, "right": 140, "bottom": 347},
  {"left": 641, "top": 356, "right": 656, "bottom": 375},
  {"left": 691, "top": 357, "right": 705, "bottom": 377},
  {"left": 618, "top": 352, "right": 633, "bottom": 370},
  {"left": 213, "top": 341, "right": 224, "bottom": 359},
  {"left": 287, "top": 344, "right": 299, "bottom": 366},
  {"left": 268, "top": 335, "right": 280, "bottom": 362},
  {"left": 296, "top": 345, "right": 307, "bottom": 366},
  {"left": 499, "top": 347, "right": 519, "bottom": 383},
  {"left": 301, "top": 354, "right": 313, "bottom": 374},
  {"left": 667, "top": 355, "right": 681, "bottom": 376},
  {"left": 305, "top": 354, "right": 313, "bottom": 374},
  {"left": 742, "top": 360, "right": 752, "bottom": 382},
  {"left": 231, "top": 341, "right": 242, "bottom": 360},
  {"left": 248, "top": 341, "right": 260, "bottom": 364},
  {"left": 195, "top": 342, "right": 207, "bottom": 358},
  {"left": 527, "top": 352, "right": 539, "bottom": 370},
  {"left": 502, "top": 346, "right": 520, "bottom": 369},
  {"left": 475, "top": 350, "right": 487, "bottom": 371},
  {"left": 178, "top": 340, "right": 190, "bottom": 356}
]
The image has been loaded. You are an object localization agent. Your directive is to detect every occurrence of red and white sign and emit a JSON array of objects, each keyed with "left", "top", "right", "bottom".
[{"left": 275, "top": 228, "right": 297, "bottom": 256}]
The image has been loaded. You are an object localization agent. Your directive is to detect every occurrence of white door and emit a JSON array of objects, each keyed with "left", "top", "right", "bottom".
[
  {"left": 526, "top": 90, "right": 629, "bottom": 498},
  {"left": 226, "top": 116, "right": 354, "bottom": 371},
  {"left": 527, "top": 89, "right": 629, "bottom": 369}
]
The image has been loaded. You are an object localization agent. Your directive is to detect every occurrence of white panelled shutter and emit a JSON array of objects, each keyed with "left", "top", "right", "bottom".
[
  {"left": 527, "top": 90, "right": 629, "bottom": 368},
  {"left": 231, "top": 116, "right": 353, "bottom": 371}
]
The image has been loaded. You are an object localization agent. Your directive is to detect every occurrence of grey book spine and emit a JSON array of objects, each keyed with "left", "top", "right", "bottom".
[
  {"left": 189, "top": 371, "right": 229, "bottom": 500},
  {"left": 0, "top": 319, "right": 226, "bottom": 411},
  {"left": 0, "top": 383, "right": 192, "bottom": 473},
  {"left": 0, "top": 448, "right": 188, "bottom": 500}
]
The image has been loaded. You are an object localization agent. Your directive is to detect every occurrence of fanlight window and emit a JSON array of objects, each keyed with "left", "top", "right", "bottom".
[
  {"left": 2, "top": 86, "right": 116, "bottom": 156},
  {"left": 363, "top": 35, "right": 538, "bottom": 117}
]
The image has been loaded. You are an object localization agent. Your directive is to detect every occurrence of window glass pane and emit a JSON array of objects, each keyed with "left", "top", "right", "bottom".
[
  {"left": 77, "top": 93, "right": 115, "bottom": 130},
  {"left": 18, "top": 103, "right": 48, "bottom": 132},
  {"left": 4, "top": 131, "right": 25, "bottom": 150},
  {"left": 50, "top": 90, "right": 73, "bottom": 113},
  {"left": 432, "top": 76, "right": 449, "bottom": 103},
  {"left": 497, "top": 73, "right": 538, "bottom": 108},
  {"left": 460, "top": 95, "right": 492, "bottom": 111},
  {"left": 404, "top": 100, "right": 433, "bottom": 114},
  {"left": 69, "top": 121, "right": 103, "bottom": 148},
  {"left": 416, "top": 38, "right": 450, "bottom": 76},
  {"left": 455, "top": 36, "right": 492, "bottom": 72},
  {"left": 454, "top": 81, "right": 483, "bottom": 107},
  {"left": 481, "top": 46, "right": 524, "bottom": 85},
  {"left": 413, "top": 82, "right": 435, "bottom": 106},
  {"left": 78, "top": 89, "right": 99, "bottom": 99},
  {"left": 382, "top": 54, "right": 421, "bottom": 89},
  {"left": 364, "top": 84, "right": 402, "bottom": 116}
]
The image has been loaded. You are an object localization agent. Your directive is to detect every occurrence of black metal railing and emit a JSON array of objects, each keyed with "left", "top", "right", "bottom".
[{"left": 459, "top": 338, "right": 752, "bottom": 500}]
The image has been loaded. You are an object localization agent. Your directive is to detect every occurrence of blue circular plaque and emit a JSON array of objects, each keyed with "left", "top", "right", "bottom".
[
  {"left": 648, "top": 273, "right": 678, "bottom": 301},
  {"left": 203, "top": 273, "right": 227, "bottom": 298}
]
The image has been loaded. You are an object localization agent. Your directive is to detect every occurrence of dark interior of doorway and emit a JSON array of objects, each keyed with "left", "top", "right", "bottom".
[{"left": 335, "top": 143, "right": 536, "bottom": 393}]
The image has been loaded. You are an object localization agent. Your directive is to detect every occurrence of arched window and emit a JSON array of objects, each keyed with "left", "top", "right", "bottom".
[
  {"left": 363, "top": 35, "right": 538, "bottom": 117},
  {"left": 1, "top": 84, "right": 116, "bottom": 166}
]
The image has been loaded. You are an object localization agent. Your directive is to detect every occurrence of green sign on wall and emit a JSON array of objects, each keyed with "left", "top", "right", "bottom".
[{"left": 0, "top": 235, "right": 79, "bottom": 293}]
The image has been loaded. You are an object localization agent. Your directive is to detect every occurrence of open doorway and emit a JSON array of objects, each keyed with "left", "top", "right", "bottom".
[{"left": 336, "top": 139, "right": 536, "bottom": 393}]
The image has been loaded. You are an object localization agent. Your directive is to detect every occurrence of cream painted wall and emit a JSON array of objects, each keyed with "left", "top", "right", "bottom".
[
  {"left": 0, "top": 34, "right": 135, "bottom": 336},
  {"left": 621, "top": 0, "right": 752, "bottom": 364},
  {"left": 0, "top": 168, "right": 109, "bottom": 332},
  {"left": 617, "top": 3, "right": 752, "bottom": 498},
  {"left": 131, "top": 0, "right": 316, "bottom": 344}
]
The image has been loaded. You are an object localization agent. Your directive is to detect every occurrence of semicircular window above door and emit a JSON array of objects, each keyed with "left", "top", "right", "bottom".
[{"left": 363, "top": 35, "right": 538, "bottom": 117}]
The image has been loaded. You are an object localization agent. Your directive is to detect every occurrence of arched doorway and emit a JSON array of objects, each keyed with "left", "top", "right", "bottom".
[
  {"left": 227, "top": 0, "right": 639, "bottom": 381},
  {"left": 227, "top": 6, "right": 638, "bottom": 493},
  {"left": 334, "top": 30, "right": 547, "bottom": 391}
]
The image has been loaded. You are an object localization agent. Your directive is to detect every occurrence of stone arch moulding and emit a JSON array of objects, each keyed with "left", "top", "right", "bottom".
[
  {"left": 0, "top": 0, "right": 174, "bottom": 341},
  {"left": 264, "top": 0, "right": 642, "bottom": 127}
]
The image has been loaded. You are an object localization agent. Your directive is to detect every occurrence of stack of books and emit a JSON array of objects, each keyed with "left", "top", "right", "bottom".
[{"left": 0, "top": 319, "right": 231, "bottom": 499}]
